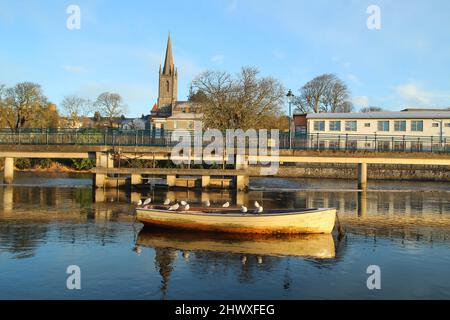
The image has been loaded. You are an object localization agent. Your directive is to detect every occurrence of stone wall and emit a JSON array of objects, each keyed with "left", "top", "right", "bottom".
[{"left": 247, "top": 164, "right": 450, "bottom": 181}]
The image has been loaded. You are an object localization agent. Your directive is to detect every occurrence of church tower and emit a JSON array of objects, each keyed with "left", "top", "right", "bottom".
[{"left": 157, "top": 34, "right": 178, "bottom": 109}]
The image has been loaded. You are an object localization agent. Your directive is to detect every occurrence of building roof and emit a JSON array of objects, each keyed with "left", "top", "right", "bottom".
[{"left": 305, "top": 111, "right": 450, "bottom": 120}]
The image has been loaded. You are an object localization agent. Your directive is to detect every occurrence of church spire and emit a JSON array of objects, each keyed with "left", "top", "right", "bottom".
[{"left": 162, "top": 33, "right": 174, "bottom": 75}]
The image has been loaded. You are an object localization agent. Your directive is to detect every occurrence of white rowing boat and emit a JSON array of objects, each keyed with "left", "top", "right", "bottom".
[{"left": 136, "top": 206, "right": 336, "bottom": 234}]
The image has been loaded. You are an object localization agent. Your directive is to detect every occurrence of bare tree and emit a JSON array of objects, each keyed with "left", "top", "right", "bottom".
[
  {"left": 294, "top": 74, "right": 353, "bottom": 113},
  {"left": 61, "top": 95, "right": 93, "bottom": 128},
  {"left": 1, "top": 82, "right": 48, "bottom": 132},
  {"left": 190, "top": 67, "right": 285, "bottom": 130},
  {"left": 94, "top": 92, "right": 128, "bottom": 128}
]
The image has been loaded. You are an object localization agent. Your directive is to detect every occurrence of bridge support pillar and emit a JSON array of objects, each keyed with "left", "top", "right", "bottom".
[
  {"left": 357, "top": 191, "right": 367, "bottom": 218},
  {"left": 4, "top": 157, "right": 14, "bottom": 184},
  {"left": 201, "top": 175, "right": 210, "bottom": 188},
  {"left": 235, "top": 154, "right": 248, "bottom": 170},
  {"left": 236, "top": 175, "right": 249, "bottom": 191},
  {"left": 96, "top": 152, "right": 114, "bottom": 169},
  {"left": 357, "top": 163, "right": 367, "bottom": 190},
  {"left": 94, "top": 173, "right": 106, "bottom": 188},
  {"left": 167, "top": 175, "right": 176, "bottom": 187},
  {"left": 131, "top": 174, "right": 142, "bottom": 186}
]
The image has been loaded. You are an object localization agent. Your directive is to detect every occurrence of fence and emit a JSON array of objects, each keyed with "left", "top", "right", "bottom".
[{"left": 0, "top": 128, "right": 449, "bottom": 153}]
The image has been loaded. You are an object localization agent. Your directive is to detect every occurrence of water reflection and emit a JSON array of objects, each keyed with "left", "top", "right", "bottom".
[{"left": 1, "top": 177, "right": 450, "bottom": 299}]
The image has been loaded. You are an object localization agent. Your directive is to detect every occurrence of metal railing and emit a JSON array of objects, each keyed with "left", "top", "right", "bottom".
[{"left": 0, "top": 128, "right": 449, "bottom": 153}]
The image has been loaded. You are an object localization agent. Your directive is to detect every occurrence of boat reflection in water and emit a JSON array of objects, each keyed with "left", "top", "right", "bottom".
[{"left": 136, "top": 227, "right": 336, "bottom": 259}]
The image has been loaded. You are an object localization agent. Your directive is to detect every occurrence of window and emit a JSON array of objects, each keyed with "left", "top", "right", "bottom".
[
  {"left": 329, "top": 121, "right": 341, "bottom": 131},
  {"left": 295, "top": 125, "right": 307, "bottom": 135},
  {"left": 394, "top": 120, "right": 406, "bottom": 132},
  {"left": 411, "top": 120, "right": 423, "bottom": 132},
  {"left": 313, "top": 121, "right": 325, "bottom": 131},
  {"left": 346, "top": 140, "right": 357, "bottom": 150},
  {"left": 394, "top": 141, "right": 405, "bottom": 151},
  {"left": 432, "top": 123, "right": 439, "bottom": 127},
  {"left": 329, "top": 140, "right": 340, "bottom": 150},
  {"left": 345, "top": 121, "right": 357, "bottom": 132},
  {"left": 166, "top": 80, "right": 170, "bottom": 93},
  {"left": 364, "top": 123, "right": 371, "bottom": 127},
  {"left": 445, "top": 123, "right": 450, "bottom": 128},
  {"left": 378, "top": 121, "right": 390, "bottom": 132},
  {"left": 377, "top": 141, "right": 390, "bottom": 151},
  {"left": 411, "top": 141, "right": 423, "bottom": 151}
]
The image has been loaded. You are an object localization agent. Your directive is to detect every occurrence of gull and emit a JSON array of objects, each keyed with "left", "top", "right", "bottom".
[
  {"left": 143, "top": 198, "right": 152, "bottom": 205},
  {"left": 168, "top": 203, "right": 180, "bottom": 211},
  {"left": 163, "top": 199, "right": 171, "bottom": 205},
  {"left": 204, "top": 200, "right": 210, "bottom": 207},
  {"left": 254, "top": 201, "right": 260, "bottom": 208},
  {"left": 137, "top": 199, "right": 143, "bottom": 206},
  {"left": 184, "top": 204, "right": 190, "bottom": 211},
  {"left": 222, "top": 202, "right": 230, "bottom": 208},
  {"left": 180, "top": 200, "right": 187, "bottom": 206},
  {"left": 241, "top": 206, "right": 248, "bottom": 213}
]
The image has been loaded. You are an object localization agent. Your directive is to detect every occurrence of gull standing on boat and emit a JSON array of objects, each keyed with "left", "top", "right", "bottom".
[
  {"left": 163, "top": 199, "right": 171, "bottom": 205},
  {"left": 168, "top": 203, "right": 180, "bottom": 211},
  {"left": 143, "top": 198, "right": 152, "bottom": 206},
  {"left": 256, "top": 206, "right": 264, "bottom": 214},
  {"left": 222, "top": 202, "right": 230, "bottom": 208},
  {"left": 254, "top": 201, "right": 260, "bottom": 208},
  {"left": 184, "top": 204, "right": 190, "bottom": 211},
  {"left": 241, "top": 206, "right": 248, "bottom": 213}
]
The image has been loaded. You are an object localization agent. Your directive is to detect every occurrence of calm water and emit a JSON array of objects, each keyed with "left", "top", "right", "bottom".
[{"left": 1, "top": 172, "right": 450, "bottom": 299}]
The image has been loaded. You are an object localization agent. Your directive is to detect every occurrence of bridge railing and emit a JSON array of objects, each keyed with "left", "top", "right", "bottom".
[{"left": 0, "top": 128, "right": 449, "bottom": 153}]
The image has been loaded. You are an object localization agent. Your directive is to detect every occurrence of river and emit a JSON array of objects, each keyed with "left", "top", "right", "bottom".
[{"left": 0, "top": 172, "right": 449, "bottom": 299}]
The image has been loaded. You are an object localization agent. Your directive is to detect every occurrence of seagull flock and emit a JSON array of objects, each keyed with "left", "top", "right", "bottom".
[{"left": 136, "top": 198, "right": 263, "bottom": 214}]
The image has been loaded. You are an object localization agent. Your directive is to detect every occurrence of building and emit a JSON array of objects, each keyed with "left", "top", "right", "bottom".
[
  {"left": 293, "top": 110, "right": 450, "bottom": 151},
  {"left": 149, "top": 34, "right": 202, "bottom": 133}
]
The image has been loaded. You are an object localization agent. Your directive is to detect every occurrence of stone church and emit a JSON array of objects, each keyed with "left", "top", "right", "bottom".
[{"left": 149, "top": 34, "right": 202, "bottom": 132}]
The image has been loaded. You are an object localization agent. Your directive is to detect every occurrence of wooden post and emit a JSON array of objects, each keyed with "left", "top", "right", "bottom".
[
  {"left": 357, "top": 163, "right": 367, "bottom": 190},
  {"left": 236, "top": 175, "right": 249, "bottom": 191}
]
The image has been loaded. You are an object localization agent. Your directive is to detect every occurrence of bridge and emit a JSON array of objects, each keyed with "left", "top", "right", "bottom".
[{"left": 1, "top": 129, "right": 449, "bottom": 190}]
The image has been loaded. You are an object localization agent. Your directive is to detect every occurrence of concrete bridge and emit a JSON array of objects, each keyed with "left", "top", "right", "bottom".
[{"left": 1, "top": 144, "right": 450, "bottom": 190}]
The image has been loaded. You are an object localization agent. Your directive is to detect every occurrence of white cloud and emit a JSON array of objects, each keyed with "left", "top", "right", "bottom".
[
  {"left": 62, "top": 65, "right": 86, "bottom": 74},
  {"left": 394, "top": 82, "right": 450, "bottom": 107},
  {"left": 352, "top": 96, "right": 370, "bottom": 108},
  {"left": 210, "top": 54, "right": 225, "bottom": 65}
]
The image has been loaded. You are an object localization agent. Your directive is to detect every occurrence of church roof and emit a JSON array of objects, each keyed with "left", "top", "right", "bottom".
[{"left": 162, "top": 34, "right": 174, "bottom": 75}]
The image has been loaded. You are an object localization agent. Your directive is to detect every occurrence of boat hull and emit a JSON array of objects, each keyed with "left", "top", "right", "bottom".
[{"left": 136, "top": 208, "right": 336, "bottom": 234}]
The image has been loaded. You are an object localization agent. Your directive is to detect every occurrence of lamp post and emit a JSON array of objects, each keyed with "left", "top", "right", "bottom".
[{"left": 286, "top": 89, "right": 295, "bottom": 149}]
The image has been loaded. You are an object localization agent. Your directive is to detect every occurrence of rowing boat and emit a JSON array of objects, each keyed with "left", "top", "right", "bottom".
[{"left": 136, "top": 206, "right": 336, "bottom": 234}]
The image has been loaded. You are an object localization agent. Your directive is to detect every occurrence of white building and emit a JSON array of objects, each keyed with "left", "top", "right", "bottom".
[{"left": 294, "top": 110, "right": 450, "bottom": 151}]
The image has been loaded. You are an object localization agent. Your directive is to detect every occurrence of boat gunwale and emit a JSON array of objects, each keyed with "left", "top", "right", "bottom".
[{"left": 136, "top": 207, "right": 336, "bottom": 218}]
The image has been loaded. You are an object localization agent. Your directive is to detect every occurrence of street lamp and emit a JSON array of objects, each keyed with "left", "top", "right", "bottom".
[{"left": 286, "top": 89, "right": 295, "bottom": 149}]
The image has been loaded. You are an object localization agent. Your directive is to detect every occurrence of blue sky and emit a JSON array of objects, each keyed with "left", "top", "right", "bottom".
[{"left": 1, "top": 0, "right": 449, "bottom": 117}]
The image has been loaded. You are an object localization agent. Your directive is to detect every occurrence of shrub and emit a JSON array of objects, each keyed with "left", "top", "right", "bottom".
[
  {"left": 15, "top": 158, "right": 32, "bottom": 169},
  {"left": 71, "top": 159, "right": 95, "bottom": 171}
]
